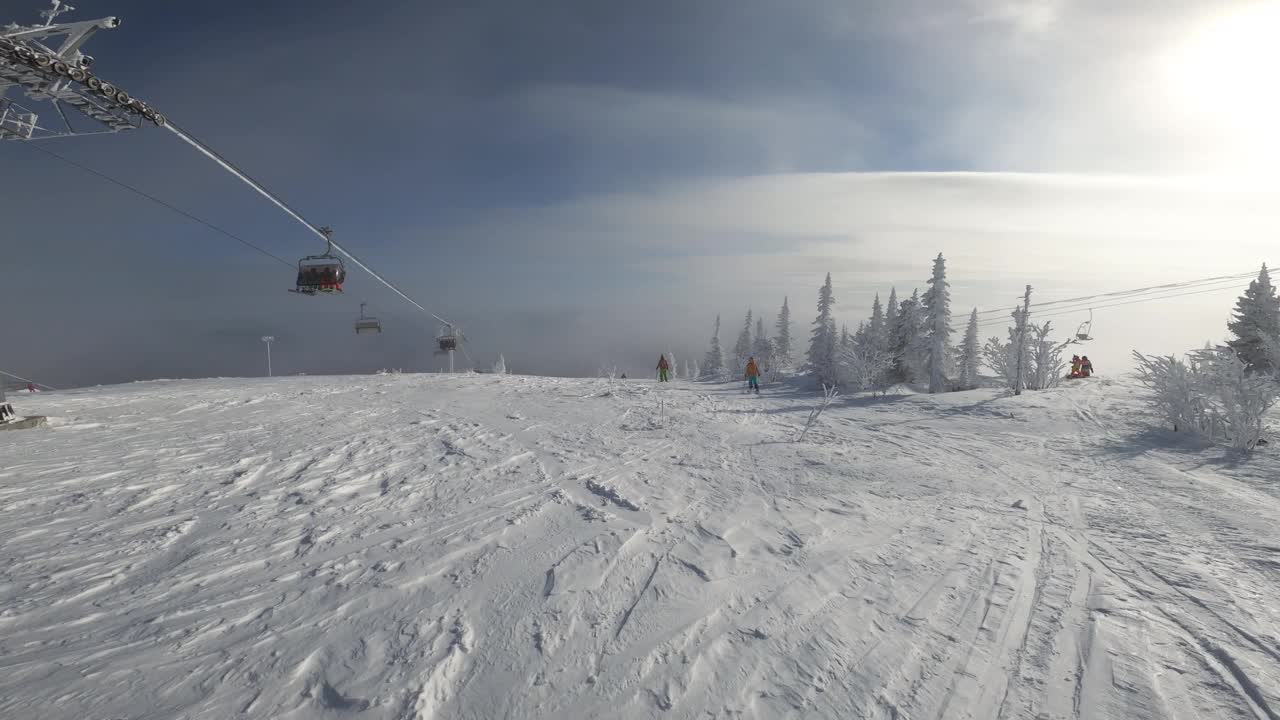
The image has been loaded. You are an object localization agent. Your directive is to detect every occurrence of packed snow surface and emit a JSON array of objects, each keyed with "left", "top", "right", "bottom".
[{"left": 2, "top": 374, "right": 1278, "bottom": 719}]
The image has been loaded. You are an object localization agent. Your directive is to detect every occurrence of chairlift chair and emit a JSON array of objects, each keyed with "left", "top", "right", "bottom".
[
  {"left": 290, "top": 226, "right": 346, "bottom": 295},
  {"left": 1075, "top": 309, "right": 1094, "bottom": 342},
  {"left": 355, "top": 302, "right": 381, "bottom": 334},
  {"left": 436, "top": 332, "right": 458, "bottom": 353}
]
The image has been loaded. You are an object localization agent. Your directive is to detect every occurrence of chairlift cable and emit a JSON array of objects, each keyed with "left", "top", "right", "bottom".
[
  {"left": 969, "top": 270, "right": 1259, "bottom": 318},
  {"left": 966, "top": 282, "right": 1250, "bottom": 333},
  {"left": 20, "top": 142, "right": 295, "bottom": 268},
  {"left": 162, "top": 121, "right": 456, "bottom": 329},
  {"left": 0, "top": 369, "right": 57, "bottom": 390}
]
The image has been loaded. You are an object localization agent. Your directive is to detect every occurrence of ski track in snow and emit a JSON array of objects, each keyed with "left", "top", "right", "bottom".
[{"left": 1, "top": 374, "right": 1278, "bottom": 719}]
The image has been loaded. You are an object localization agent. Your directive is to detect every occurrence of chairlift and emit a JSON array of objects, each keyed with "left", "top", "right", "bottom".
[
  {"left": 290, "top": 226, "right": 346, "bottom": 295},
  {"left": 1075, "top": 308, "right": 1094, "bottom": 342},
  {"left": 355, "top": 302, "right": 381, "bottom": 334},
  {"left": 436, "top": 328, "right": 458, "bottom": 353}
]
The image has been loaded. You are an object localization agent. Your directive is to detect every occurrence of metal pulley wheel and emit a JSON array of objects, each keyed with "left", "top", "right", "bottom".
[
  {"left": 153, "top": 113, "right": 166, "bottom": 127},
  {"left": 69, "top": 68, "right": 87, "bottom": 82},
  {"left": 15, "top": 46, "right": 34, "bottom": 62},
  {"left": 86, "top": 76, "right": 102, "bottom": 90},
  {"left": 98, "top": 82, "right": 115, "bottom": 97},
  {"left": 33, "top": 53, "right": 52, "bottom": 68},
  {"left": 52, "top": 61, "right": 70, "bottom": 75},
  {"left": 114, "top": 90, "right": 131, "bottom": 105}
]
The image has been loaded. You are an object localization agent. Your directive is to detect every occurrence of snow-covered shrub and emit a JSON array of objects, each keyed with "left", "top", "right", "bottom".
[
  {"left": 982, "top": 317, "right": 1063, "bottom": 392},
  {"left": 1133, "top": 347, "right": 1278, "bottom": 450},
  {"left": 1026, "top": 322, "right": 1066, "bottom": 391},
  {"left": 837, "top": 336, "right": 894, "bottom": 393}
]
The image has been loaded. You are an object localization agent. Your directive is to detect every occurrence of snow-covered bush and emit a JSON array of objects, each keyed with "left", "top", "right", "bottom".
[
  {"left": 1133, "top": 347, "right": 1278, "bottom": 450},
  {"left": 981, "top": 316, "right": 1063, "bottom": 392},
  {"left": 837, "top": 335, "right": 894, "bottom": 393},
  {"left": 1026, "top": 322, "right": 1066, "bottom": 391}
]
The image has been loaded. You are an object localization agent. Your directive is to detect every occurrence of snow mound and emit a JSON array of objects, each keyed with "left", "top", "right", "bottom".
[{"left": 1, "top": 373, "right": 1278, "bottom": 719}]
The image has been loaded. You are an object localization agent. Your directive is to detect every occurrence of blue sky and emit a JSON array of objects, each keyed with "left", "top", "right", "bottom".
[{"left": 4, "top": 0, "right": 1279, "bottom": 385}]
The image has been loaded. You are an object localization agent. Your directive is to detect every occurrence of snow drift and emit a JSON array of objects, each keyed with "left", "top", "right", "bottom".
[{"left": 1, "top": 374, "right": 1278, "bottom": 719}]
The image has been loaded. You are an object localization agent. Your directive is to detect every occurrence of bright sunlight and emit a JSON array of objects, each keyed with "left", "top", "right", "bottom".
[{"left": 1163, "top": 1, "right": 1280, "bottom": 169}]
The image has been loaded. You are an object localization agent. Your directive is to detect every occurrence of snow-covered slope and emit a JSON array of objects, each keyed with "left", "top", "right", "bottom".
[{"left": 1, "top": 374, "right": 1278, "bottom": 719}]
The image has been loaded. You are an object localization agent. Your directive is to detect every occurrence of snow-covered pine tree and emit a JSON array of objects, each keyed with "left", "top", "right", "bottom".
[
  {"left": 668, "top": 351, "right": 680, "bottom": 378},
  {"left": 1226, "top": 264, "right": 1280, "bottom": 374},
  {"left": 956, "top": 308, "right": 981, "bottom": 390},
  {"left": 840, "top": 324, "right": 851, "bottom": 351},
  {"left": 890, "top": 289, "right": 926, "bottom": 384},
  {"left": 881, "top": 288, "right": 899, "bottom": 380},
  {"left": 702, "top": 315, "right": 725, "bottom": 378},
  {"left": 692, "top": 359, "right": 700, "bottom": 379},
  {"left": 732, "top": 310, "right": 754, "bottom": 375},
  {"left": 753, "top": 316, "right": 773, "bottom": 371},
  {"left": 867, "top": 294, "right": 885, "bottom": 351},
  {"left": 774, "top": 297, "right": 793, "bottom": 373},
  {"left": 807, "top": 273, "right": 838, "bottom": 387},
  {"left": 921, "top": 253, "right": 952, "bottom": 393},
  {"left": 492, "top": 354, "right": 507, "bottom": 374}
]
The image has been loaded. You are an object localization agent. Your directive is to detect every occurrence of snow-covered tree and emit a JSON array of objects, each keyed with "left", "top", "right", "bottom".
[
  {"left": 839, "top": 324, "right": 893, "bottom": 393},
  {"left": 733, "top": 310, "right": 754, "bottom": 375},
  {"left": 753, "top": 316, "right": 774, "bottom": 371},
  {"left": 867, "top": 294, "right": 886, "bottom": 352},
  {"left": 890, "top": 289, "right": 926, "bottom": 384},
  {"left": 883, "top": 288, "right": 899, "bottom": 346},
  {"left": 1134, "top": 347, "right": 1278, "bottom": 450},
  {"left": 956, "top": 308, "right": 981, "bottom": 390},
  {"left": 921, "top": 253, "right": 952, "bottom": 393},
  {"left": 774, "top": 296, "right": 793, "bottom": 373},
  {"left": 702, "top": 315, "right": 725, "bottom": 379},
  {"left": 840, "top": 324, "right": 851, "bottom": 351},
  {"left": 806, "top": 273, "right": 839, "bottom": 387},
  {"left": 668, "top": 350, "right": 680, "bottom": 379},
  {"left": 492, "top": 354, "right": 507, "bottom": 375},
  {"left": 982, "top": 309, "right": 1031, "bottom": 391},
  {"left": 692, "top": 359, "right": 700, "bottom": 379},
  {"left": 1227, "top": 264, "right": 1280, "bottom": 374},
  {"left": 983, "top": 315, "right": 1065, "bottom": 392},
  {"left": 1026, "top": 322, "right": 1066, "bottom": 390}
]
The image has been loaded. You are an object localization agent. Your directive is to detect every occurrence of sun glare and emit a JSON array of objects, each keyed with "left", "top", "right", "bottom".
[{"left": 1164, "top": 2, "right": 1280, "bottom": 164}]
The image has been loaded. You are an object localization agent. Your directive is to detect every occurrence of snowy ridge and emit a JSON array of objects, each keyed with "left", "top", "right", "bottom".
[{"left": 1, "top": 374, "right": 1278, "bottom": 719}]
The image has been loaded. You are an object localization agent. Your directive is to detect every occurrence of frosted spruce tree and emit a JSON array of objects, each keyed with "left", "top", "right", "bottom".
[
  {"left": 702, "top": 315, "right": 725, "bottom": 379},
  {"left": 867, "top": 294, "right": 886, "bottom": 352},
  {"left": 492, "top": 354, "right": 507, "bottom": 374},
  {"left": 774, "top": 296, "right": 793, "bottom": 373},
  {"left": 882, "top": 288, "right": 899, "bottom": 365},
  {"left": 921, "top": 253, "right": 952, "bottom": 393},
  {"left": 890, "top": 289, "right": 925, "bottom": 384},
  {"left": 733, "top": 310, "right": 754, "bottom": 374},
  {"left": 753, "top": 316, "right": 774, "bottom": 371},
  {"left": 668, "top": 351, "right": 680, "bottom": 379},
  {"left": 956, "top": 308, "right": 981, "bottom": 390},
  {"left": 1226, "top": 264, "right": 1280, "bottom": 374},
  {"left": 807, "top": 273, "right": 838, "bottom": 387}
]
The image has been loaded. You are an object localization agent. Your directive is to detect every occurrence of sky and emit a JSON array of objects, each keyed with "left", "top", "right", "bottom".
[{"left": 3, "top": 0, "right": 1279, "bottom": 387}]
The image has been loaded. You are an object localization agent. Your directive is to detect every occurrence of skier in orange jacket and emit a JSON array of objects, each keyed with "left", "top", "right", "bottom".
[{"left": 744, "top": 357, "right": 761, "bottom": 393}]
